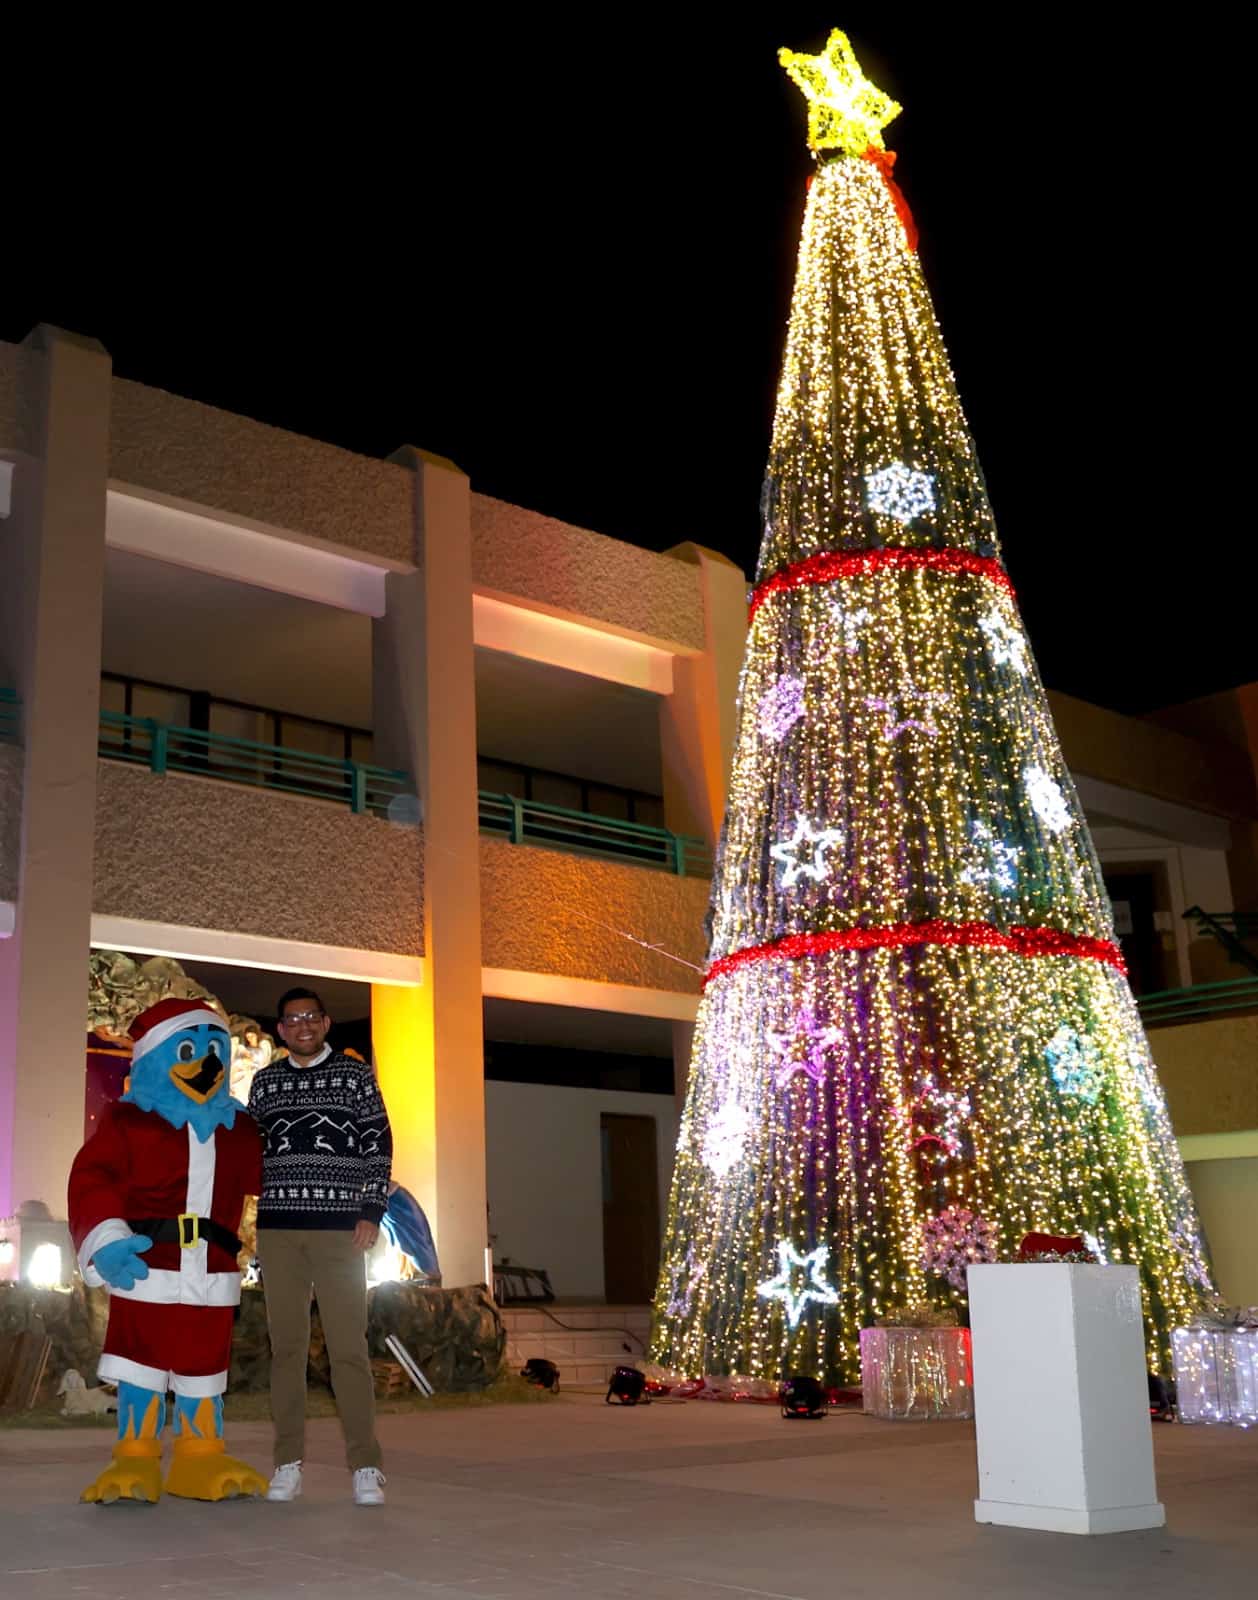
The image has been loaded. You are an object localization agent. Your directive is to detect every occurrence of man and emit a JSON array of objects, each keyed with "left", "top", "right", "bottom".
[{"left": 247, "top": 987, "right": 392, "bottom": 1506}]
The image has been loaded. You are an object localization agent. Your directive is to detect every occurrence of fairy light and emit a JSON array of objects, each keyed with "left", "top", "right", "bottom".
[
  {"left": 649, "top": 39, "right": 1214, "bottom": 1390},
  {"left": 864, "top": 463, "right": 937, "bottom": 524}
]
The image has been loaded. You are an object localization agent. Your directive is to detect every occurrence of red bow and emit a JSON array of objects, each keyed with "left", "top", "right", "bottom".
[{"left": 863, "top": 146, "right": 919, "bottom": 252}]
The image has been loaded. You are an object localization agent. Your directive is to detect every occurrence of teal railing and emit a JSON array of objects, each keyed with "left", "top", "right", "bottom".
[
  {"left": 98, "top": 710, "right": 409, "bottom": 817},
  {"left": 478, "top": 791, "right": 711, "bottom": 878},
  {"left": 1137, "top": 977, "right": 1258, "bottom": 1027},
  {"left": 0, "top": 687, "right": 18, "bottom": 744}
]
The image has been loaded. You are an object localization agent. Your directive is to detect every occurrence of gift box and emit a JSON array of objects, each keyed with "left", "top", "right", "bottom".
[
  {"left": 859, "top": 1325, "right": 973, "bottom": 1420},
  {"left": 1171, "top": 1325, "right": 1258, "bottom": 1426}
]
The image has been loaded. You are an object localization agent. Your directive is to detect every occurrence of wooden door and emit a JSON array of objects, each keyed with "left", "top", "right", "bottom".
[{"left": 601, "top": 1113, "right": 660, "bottom": 1304}]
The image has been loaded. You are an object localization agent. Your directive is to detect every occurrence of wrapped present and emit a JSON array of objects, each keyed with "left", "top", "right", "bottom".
[
  {"left": 860, "top": 1325, "right": 973, "bottom": 1421},
  {"left": 1171, "top": 1325, "right": 1258, "bottom": 1425}
]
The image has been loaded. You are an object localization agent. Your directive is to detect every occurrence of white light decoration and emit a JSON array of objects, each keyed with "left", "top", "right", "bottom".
[
  {"left": 865, "top": 682, "right": 949, "bottom": 741},
  {"left": 979, "top": 607, "right": 1029, "bottom": 674},
  {"left": 864, "top": 461, "right": 936, "bottom": 523},
  {"left": 1045, "top": 1025, "right": 1105, "bottom": 1105},
  {"left": 757, "top": 674, "right": 807, "bottom": 742},
  {"left": 1024, "top": 764, "right": 1072, "bottom": 833},
  {"left": 666, "top": 1245, "right": 708, "bottom": 1317},
  {"left": 958, "top": 821, "right": 1022, "bottom": 892},
  {"left": 756, "top": 1239, "right": 840, "bottom": 1328},
  {"left": 1172, "top": 1326, "right": 1258, "bottom": 1426},
  {"left": 702, "top": 1099, "right": 752, "bottom": 1178},
  {"left": 830, "top": 602, "right": 872, "bottom": 653},
  {"left": 771, "top": 812, "right": 844, "bottom": 888},
  {"left": 26, "top": 1242, "right": 65, "bottom": 1289},
  {"left": 1082, "top": 1231, "right": 1107, "bottom": 1264}
]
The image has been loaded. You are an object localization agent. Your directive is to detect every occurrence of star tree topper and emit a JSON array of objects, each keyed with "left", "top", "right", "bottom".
[
  {"left": 779, "top": 29, "right": 902, "bottom": 156},
  {"left": 757, "top": 1240, "right": 841, "bottom": 1328}
]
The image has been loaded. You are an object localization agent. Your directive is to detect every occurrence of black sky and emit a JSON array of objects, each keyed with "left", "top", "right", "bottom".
[{"left": 6, "top": 13, "right": 1250, "bottom": 714}]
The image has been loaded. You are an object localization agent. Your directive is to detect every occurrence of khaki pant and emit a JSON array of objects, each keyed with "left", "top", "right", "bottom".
[{"left": 256, "top": 1229, "right": 382, "bottom": 1471}]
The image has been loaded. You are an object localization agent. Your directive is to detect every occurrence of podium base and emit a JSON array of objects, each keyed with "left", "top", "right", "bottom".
[{"left": 975, "top": 1498, "right": 1165, "bottom": 1535}]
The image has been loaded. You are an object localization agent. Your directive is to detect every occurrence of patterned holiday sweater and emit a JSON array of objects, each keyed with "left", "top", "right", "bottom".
[{"left": 247, "top": 1048, "right": 393, "bottom": 1230}]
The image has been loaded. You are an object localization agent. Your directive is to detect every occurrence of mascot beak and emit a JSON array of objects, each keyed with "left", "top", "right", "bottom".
[{"left": 169, "top": 1048, "right": 225, "bottom": 1104}]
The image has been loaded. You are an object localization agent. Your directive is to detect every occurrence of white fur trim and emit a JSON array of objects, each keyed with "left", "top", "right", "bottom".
[
  {"left": 78, "top": 1218, "right": 134, "bottom": 1289},
  {"left": 98, "top": 1352, "right": 168, "bottom": 1392},
  {"left": 109, "top": 1268, "right": 242, "bottom": 1307},
  {"left": 171, "top": 1370, "right": 228, "bottom": 1398},
  {"left": 130, "top": 1005, "right": 225, "bottom": 1065}
]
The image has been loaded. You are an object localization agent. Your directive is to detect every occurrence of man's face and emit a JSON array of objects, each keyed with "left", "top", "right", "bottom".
[{"left": 277, "top": 999, "right": 331, "bottom": 1060}]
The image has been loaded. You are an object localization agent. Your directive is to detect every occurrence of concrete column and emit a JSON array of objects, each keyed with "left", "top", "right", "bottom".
[
  {"left": 0, "top": 327, "right": 111, "bottom": 1217},
  {"left": 372, "top": 450, "right": 487, "bottom": 1289}
]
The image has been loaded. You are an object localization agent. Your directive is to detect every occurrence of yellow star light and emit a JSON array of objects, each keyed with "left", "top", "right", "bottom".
[{"left": 779, "top": 29, "right": 902, "bottom": 156}]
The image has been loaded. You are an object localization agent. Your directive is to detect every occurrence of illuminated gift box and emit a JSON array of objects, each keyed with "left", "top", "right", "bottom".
[
  {"left": 1171, "top": 1326, "right": 1258, "bottom": 1426},
  {"left": 859, "top": 1325, "right": 973, "bottom": 1420}
]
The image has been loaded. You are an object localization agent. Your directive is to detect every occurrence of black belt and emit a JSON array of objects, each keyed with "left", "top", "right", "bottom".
[{"left": 127, "top": 1216, "right": 242, "bottom": 1255}]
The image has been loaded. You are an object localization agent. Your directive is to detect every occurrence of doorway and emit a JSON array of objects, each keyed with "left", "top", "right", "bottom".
[
  {"left": 1103, "top": 866, "right": 1174, "bottom": 995},
  {"left": 601, "top": 1113, "right": 661, "bottom": 1304}
]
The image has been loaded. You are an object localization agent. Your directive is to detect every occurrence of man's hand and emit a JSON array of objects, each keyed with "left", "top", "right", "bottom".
[{"left": 352, "top": 1220, "right": 379, "bottom": 1253}]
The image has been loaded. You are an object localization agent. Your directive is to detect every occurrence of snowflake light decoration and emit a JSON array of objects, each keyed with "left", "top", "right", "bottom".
[
  {"left": 756, "top": 1239, "right": 840, "bottom": 1328},
  {"left": 1024, "top": 764, "right": 1072, "bottom": 833},
  {"left": 864, "top": 462, "right": 936, "bottom": 524},
  {"left": 979, "top": 608, "right": 1029, "bottom": 674},
  {"left": 702, "top": 1099, "right": 752, "bottom": 1178},
  {"left": 921, "top": 1206, "right": 998, "bottom": 1291},
  {"left": 1045, "top": 1026, "right": 1105, "bottom": 1105},
  {"left": 758, "top": 674, "right": 807, "bottom": 743},
  {"left": 768, "top": 1006, "right": 843, "bottom": 1089},
  {"left": 911, "top": 1077, "right": 972, "bottom": 1161},
  {"left": 958, "top": 821, "right": 1022, "bottom": 892},
  {"left": 665, "top": 1244, "right": 708, "bottom": 1317},
  {"left": 829, "top": 602, "right": 872, "bottom": 654},
  {"left": 865, "top": 682, "right": 949, "bottom": 741},
  {"left": 771, "top": 813, "right": 844, "bottom": 889}
]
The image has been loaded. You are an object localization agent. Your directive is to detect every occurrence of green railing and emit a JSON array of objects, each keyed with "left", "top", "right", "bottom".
[
  {"left": 1183, "top": 906, "right": 1258, "bottom": 977},
  {"left": 478, "top": 790, "right": 711, "bottom": 878},
  {"left": 0, "top": 687, "right": 18, "bottom": 745},
  {"left": 99, "top": 710, "right": 410, "bottom": 817},
  {"left": 1137, "top": 977, "right": 1258, "bottom": 1026}
]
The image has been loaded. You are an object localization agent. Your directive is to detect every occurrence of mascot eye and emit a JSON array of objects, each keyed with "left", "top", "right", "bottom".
[{"left": 176, "top": 1039, "right": 196, "bottom": 1062}]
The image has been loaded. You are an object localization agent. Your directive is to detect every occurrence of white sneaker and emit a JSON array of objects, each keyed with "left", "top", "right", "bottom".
[
  {"left": 266, "top": 1462, "right": 303, "bottom": 1502},
  {"left": 352, "top": 1466, "right": 386, "bottom": 1506}
]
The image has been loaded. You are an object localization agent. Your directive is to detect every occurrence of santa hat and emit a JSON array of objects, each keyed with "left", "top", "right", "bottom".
[{"left": 129, "top": 997, "right": 225, "bottom": 1065}]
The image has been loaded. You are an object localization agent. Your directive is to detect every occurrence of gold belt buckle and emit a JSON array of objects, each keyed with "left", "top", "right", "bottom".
[{"left": 177, "top": 1212, "right": 200, "bottom": 1249}]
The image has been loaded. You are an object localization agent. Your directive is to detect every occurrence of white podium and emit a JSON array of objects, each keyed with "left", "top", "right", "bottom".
[{"left": 968, "top": 1263, "right": 1164, "bottom": 1535}]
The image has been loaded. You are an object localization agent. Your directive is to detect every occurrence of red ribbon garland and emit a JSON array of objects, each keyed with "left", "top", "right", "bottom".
[
  {"left": 749, "top": 546, "right": 1013, "bottom": 622},
  {"left": 705, "top": 921, "right": 1127, "bottom": 986},
  {"left": 863, "top": 146, "right": 918, "bottom": 252}
]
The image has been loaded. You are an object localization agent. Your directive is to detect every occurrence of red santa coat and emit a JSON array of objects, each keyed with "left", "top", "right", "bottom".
[{"left": 69, "top": 1101, "right": 262, "bottom": 1396}]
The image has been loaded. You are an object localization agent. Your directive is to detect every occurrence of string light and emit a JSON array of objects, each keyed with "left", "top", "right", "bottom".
[
  {"left": 650, "top": 42, "right": 1214, "bottom": 1390},
  {"left": 865, "top": 681, "right": 949, "bottom": 740}
]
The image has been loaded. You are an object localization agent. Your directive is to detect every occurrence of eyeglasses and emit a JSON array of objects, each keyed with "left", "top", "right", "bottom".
[{"left": 281, "top": 1011, "right": 326, "bottom": 1026}]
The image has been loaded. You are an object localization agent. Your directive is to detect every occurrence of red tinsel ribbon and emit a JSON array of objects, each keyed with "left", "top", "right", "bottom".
[
  {"left": 864, "top": 146, "right": 918, "bottom": 252},
  {"left": 705, "top": 921, "right": 1127, "bottom": 986},
  {"left": 749, "top": 546, "right": 1013, "bottom": 621}
]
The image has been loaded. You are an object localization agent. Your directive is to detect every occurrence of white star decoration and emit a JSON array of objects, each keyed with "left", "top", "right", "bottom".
[
  {"left": 757, "top": 1240, "right": 840, "bottom": 1328},
  {"left": 865, "top": 683, "right": 949, "bottom": 740},
  {"left": 1024, "top": 765, "right": 1072, "bottom": 833},
  {"left": 702, "top": 1100, "right": 752, "bottom": 1178},
  {"left": 767, "top": 1006, "right": 842, "bottom": 1089},
  {"left": 864, "top": 462, "right": 936, "bottom": 524},
  {"left": 771, "top": 813, "right": 844, "bottom": 888},
  {"left": 958, "top": 821, "right": 1022, "bottom": 892},
  {"left": 979, "top": 608, "right": 1028, "bottom": 674}
]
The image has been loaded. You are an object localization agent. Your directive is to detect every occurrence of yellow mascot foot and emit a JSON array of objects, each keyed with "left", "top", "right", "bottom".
[
  {"left": 81, "top": 1441, "right": 163, "bottom": 1505},
  {"left": 164, "top": 1438, "right": 267, "bottom": 1501}
]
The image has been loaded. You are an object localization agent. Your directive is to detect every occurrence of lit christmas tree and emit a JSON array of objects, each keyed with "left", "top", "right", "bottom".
[{"left": 651, "top": 29, "right": 1213, "bottom": 1385}]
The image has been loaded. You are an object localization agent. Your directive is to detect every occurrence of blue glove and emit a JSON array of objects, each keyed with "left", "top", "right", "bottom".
[{"left": 93, "top": 1234, "right": 153, "bottom": 1291}]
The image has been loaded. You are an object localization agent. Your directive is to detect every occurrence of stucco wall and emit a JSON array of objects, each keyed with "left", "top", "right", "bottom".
[
  {"left": 109, "top": 378, "right": 416, "bottom": 565},
  {"left": 471, "top": 493, "right": 705, "bottom": 652},
  {"left": 1185, "top": 1156, "right": 1258, "bottom": 1304},
  {"left": 1154, "top": 1013, "right": 1258, "bottom": 1137},
  {"left": 94, "top": 762, "right": 422, "bottom": 955},
  {"left": 0, "top": 743, "right": 21, "bottom": 903},
  {"left": 478, "top": 836, "right": 707, "bottom": 993},
  {"left": 0, "top": 339, "right": 37, "bottom": 452}
]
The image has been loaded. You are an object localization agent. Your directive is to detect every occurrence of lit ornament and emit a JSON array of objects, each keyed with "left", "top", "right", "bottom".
[
  {"left": 702, "top": 1099, "right": 752, "bottom": 1177},
  {"left": 758, "top": 674, "right": 807, "bottom": 742},
  {"left": 767, "top": 1005, "right": 842, "bottom": 1089},
  {"left": 979, "top": 607, "right": 1029, "bottom": 674},
  {"left": 771, "top": 812, "right": 844, "bottom": 888},
  {"left": 1024, "top": 764, "right": 1072, "bottom": 833},
  {"left": 921, "top": 1207, "right": 998, "bottom": 1290},
  {"left": 756, "top": 1239, "right": 840, "bottom": 1327},
  {"left": 864, "top": 462, "right": 936, "bottom": 524},
  {"left": 778, "top": 29, "right": 902, "bottom": 156},
  {"left": 865, "top": 682, "right": 948, "bottom": 740},
  {"left": 1045, "top": 1025, "right": 1105, "bottom": 1105},
  {"left": 958, "top": 821, "right": 1022, "bottom": 892},
  {"left": 830, "top": 601, "right": 872, "bottom": 653}
]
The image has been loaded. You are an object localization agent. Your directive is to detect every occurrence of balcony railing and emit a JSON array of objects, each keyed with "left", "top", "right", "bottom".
[
  {"left": 1137, "top": 977, "right": 1258, "bottom": 1027},
  {"left": 98, "top": 710, "right": 409, "bottom": 816},
  {"left": 478, "top": 791, "right": 711, "bottom": 878},
  {"left": 0, "top": 688, "right": 18, "bottom": 745}
]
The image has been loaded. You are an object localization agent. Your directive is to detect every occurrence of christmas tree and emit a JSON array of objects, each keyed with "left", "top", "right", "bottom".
[{"left": 651, "top": 29, "right": 1213, "bottom": 1386}]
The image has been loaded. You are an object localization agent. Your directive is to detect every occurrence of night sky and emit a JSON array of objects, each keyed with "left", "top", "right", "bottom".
[{"left": 6, "top": 14, "right": 1248, "bottom": 713}]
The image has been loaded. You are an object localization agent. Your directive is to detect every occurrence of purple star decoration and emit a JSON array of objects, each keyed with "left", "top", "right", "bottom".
[
  {"left": 768, "top": 1005, "right": 842, "bottom": 1089},
  {"left": 758, "top": 674, "right": 807, "bottom": 742}
]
